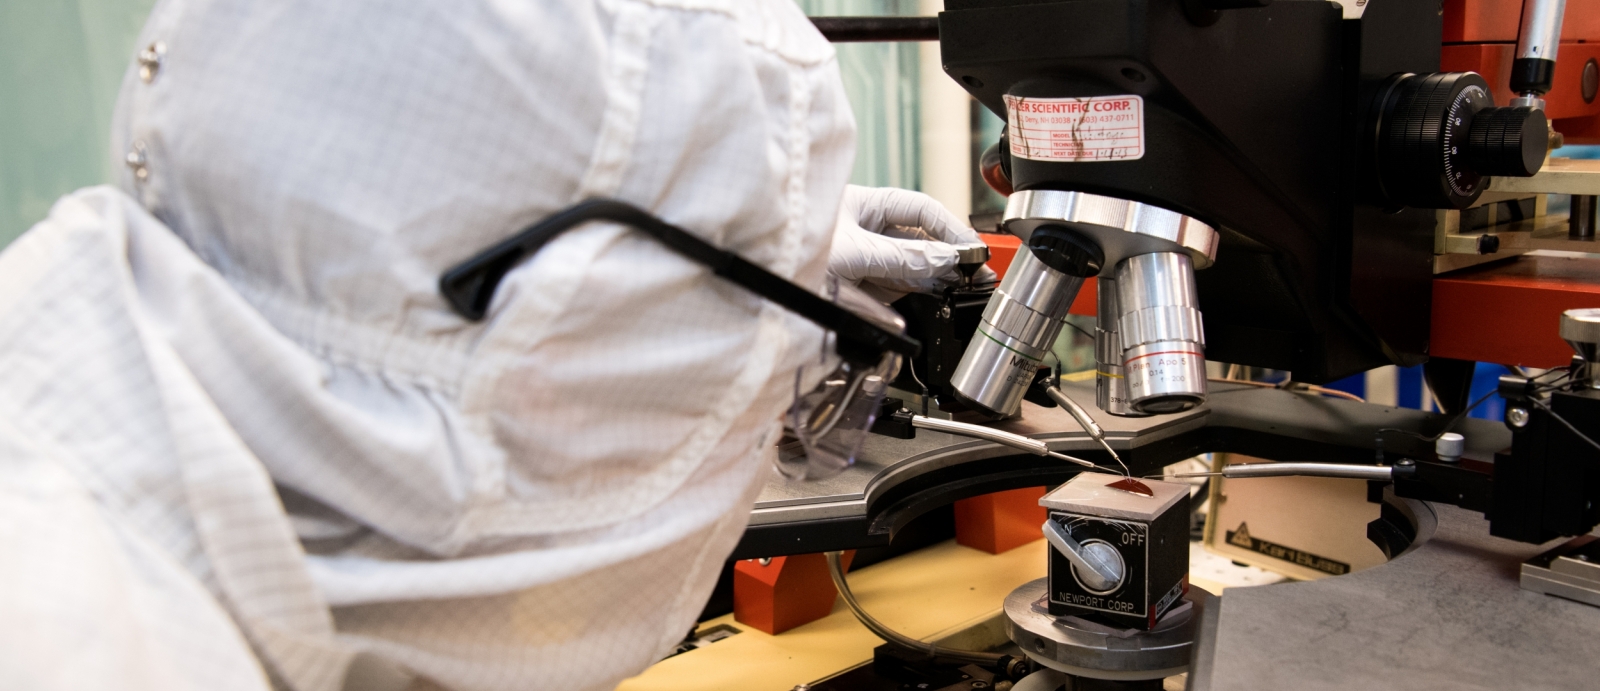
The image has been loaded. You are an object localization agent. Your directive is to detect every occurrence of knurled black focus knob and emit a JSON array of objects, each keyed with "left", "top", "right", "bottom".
[
  {"left": 1466, "top": 106, "right": 1546, "bottom": 177},
  {"left": 1373, "top": 72, "right": 1549, "bottom": 209}
]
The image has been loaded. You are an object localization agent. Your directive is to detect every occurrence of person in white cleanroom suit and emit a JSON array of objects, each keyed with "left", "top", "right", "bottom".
[{"left": 0, "top": 1, "right": 989, "bottom": 691}]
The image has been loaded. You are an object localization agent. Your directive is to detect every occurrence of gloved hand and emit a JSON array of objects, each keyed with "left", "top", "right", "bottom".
[{"left": 828, "top": 185, "right": 999, "bottom": 303}]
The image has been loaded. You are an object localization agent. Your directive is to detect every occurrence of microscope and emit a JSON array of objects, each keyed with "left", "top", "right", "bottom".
[
  {"left": 920, "top": 0, "right": 1568, "bottom": 685},
  {"left": 717, "top": 2, "right": 1600, "bottom": 689},
  {"left": 941, "top": 0, "right": 1550, "bottom": 423},
  {"left": 861, "top": 0, "right": 1567, "bottom": 685}
]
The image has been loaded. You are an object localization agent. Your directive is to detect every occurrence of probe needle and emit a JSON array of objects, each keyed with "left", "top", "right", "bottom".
[
  {"left": 909, "top": 415, "right": 1107, "bottom": 471},
  {"left": 1044, "top": 385, "right": 1131, "bottom": 475},
  {"left": 1047, "top": 450, "right": 1101, "bottom": 469}
]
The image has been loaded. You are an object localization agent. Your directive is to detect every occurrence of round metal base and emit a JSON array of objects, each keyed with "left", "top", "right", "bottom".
[{"left": 1003, "top": 577, "right": 1214, "bottom": 681}]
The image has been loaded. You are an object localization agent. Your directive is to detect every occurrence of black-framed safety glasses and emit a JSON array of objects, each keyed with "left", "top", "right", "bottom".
[{"left": 439, "top": 198, "right": 919, "bottom": 480}]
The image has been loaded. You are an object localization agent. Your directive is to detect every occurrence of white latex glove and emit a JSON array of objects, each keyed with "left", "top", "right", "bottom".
[{"left": 828, "top": 185, "right": 999, "bottom": 303}]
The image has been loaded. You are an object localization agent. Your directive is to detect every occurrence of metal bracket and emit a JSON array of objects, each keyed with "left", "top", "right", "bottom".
[{"left": 1521, "top": 535, "right": 1600, "bottom": 607}]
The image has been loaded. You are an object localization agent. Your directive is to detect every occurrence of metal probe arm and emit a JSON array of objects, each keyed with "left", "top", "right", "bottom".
[
  {"left": 868, "top": 398, "right": 1110, "bottom": 471},
  {"left": 1043, "top": 384, "right": 1125, "bottom": 468},
  {"left": 1168, "top": 461, "right": 1418, "bottom": 482},
  {"left": 909, "top": 415, "right": 1099, "bottom": 469}
]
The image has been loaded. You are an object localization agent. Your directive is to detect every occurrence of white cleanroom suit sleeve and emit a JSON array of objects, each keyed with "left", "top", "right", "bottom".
[
  {"left": 0, "top": 420, "right": 270, "bottom": 691},
  {"left": 0, "top": 1, "right": 857, "bottom": 690},
  {"left": 0, "top": 188, "right": 332, "bottom": 691}
]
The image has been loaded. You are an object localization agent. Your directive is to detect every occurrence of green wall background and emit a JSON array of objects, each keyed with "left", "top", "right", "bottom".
[
  {"left": 0, "top": 0, "right": 157, "bottom": 246},
  {"left": 796, "top": 0, "right": 923, "bottom": 191},
  {"left": 0, "top": 1, "right": 923, "bottom": 248}
]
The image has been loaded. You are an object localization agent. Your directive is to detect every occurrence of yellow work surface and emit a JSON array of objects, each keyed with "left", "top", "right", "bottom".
[{"left": 618, "top": 538, "right": 1049, "bottom": 691}]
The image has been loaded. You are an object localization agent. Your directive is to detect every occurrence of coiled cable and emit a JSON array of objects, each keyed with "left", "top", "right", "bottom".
[{"left": 823, "top": 551, "right": 1004, "bottom": 666}]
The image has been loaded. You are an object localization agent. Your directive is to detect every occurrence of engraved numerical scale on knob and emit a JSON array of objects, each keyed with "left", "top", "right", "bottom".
[
  {"left": 1442, "top": 80, "right": 1490, "bottom": 201},
  {"left": 1374, "top": 72, "right": 1548, "bottom": 209}
]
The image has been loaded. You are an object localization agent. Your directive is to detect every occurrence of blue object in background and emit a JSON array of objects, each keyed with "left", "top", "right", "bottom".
[
  {"left": 1553, "top": 145, "right": 1600, "bottom": 160},
  {"left": 1465, "top": 364, "right": 1509, "bottom": 422},
  {"left": 1399, "top": 363, "right": 1509, "bottom": 421},
  {"left": 1323, "top": 363, "right": 1508, "bottom": 421},
  {"left": 1397, "top": 366, "right": 1424, "bottom": 410},
  {"left": 1323, "top": 372, "right": 1365, "bottom": 399}
]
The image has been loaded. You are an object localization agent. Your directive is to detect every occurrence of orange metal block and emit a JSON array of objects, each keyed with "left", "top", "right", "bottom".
[
  {"left": 1545, "top": 42, "right": 1600, "bottom": 122},
  {"left": 1556, "top": 113, "right": 1600, "bottom": 144},
  {"left": 1432, "top": 255, "right": 1600, "bottom": 367},
  {"left": 980, "top": 231, "right": 1021, "bottom": 278},
  {"left": 1442, "top": 42, "right": 1600, "bottom": 122},
  {"left": 1070, "top": 276, "right": 1098, "bottom": 317},
  {"left": 732, "top": 551, "right": 854, "bottom": 635},
  {"left": 978, "top": 232, "right": 1097, "bottom": 316},
  {"left": 1563, "top": 2, "right": 1600, "bottom": 41},
  {"left": 1443, "top": 0, "right": 1599, "bottom": 43},
  {"left": 954, "top": 486, "right": 1049, "bottom": 555},
  {"left": 1443, "top": 0, "right": 1521, "bottom": 43}
]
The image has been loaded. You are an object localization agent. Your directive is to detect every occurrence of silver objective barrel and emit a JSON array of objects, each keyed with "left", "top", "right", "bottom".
[
  {"left": 1095, "top": 276, "right": 1146, "bottom": 417},
  {"left": 949, "top": 245, "right": 1086, "bottom": 417},
  {"left": 1116, "top": 252, "right": 1207, "bottom": 414},
  {"left": 961, "top": 190, "right": 1218, "bottom": 419}
]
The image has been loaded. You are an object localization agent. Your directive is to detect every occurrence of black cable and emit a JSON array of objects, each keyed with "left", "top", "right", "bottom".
[
  {"left": 1530, "top": 367, "right": 1573, "bottom": 384},
  {"left": 1064, "top": 319, "right": 1095, "bottom": 342},
  {"left": 1378, "top": 368, "right": 1572, "bottom": 444},
  {"left": 906, "top": 357, "right": 932, "bottom": 417},
  {"left": 1529, "top": 397, "right": 1600, "bottom": 453},
  {"left": 1377, "top": 389, "right": 1497, "bottom": 443},
  {"left": 825, "top": 552, "right": 1005, "bottom": 666}
]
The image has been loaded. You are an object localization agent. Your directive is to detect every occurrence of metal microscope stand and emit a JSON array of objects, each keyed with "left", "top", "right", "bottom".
[
  {"left": 738, "top": 379, "right": 1600, "bottom": 689},
  {"left": 736, "top": 379, "right": 1476, "bottom": 560}
]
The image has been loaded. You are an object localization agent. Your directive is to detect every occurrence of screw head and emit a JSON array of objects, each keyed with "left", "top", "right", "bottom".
[
  {"left": 1582, "top": 58, "right": 1598, "bottom": 104},
  {"left": 137, "top": 41, "right": 166, "bottom": 83},
  {"left": 124, "top": 141, "right": 150, "bottom": 181},
  {"left": 1507, "top": 407, "right": 1531, "bottom": 428}
]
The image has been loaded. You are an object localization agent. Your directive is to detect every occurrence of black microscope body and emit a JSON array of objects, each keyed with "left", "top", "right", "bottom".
[{"left": 939, "top": 0, "right": 1543, "bottom": 384}]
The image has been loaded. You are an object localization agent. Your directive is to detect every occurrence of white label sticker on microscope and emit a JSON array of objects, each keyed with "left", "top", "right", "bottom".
[
  {"left": 1004, "top": 94, "right": 1145, "bottom": 162},
  {"left": 1332, "top": 0, "right": 1368, "bottom": 19}
]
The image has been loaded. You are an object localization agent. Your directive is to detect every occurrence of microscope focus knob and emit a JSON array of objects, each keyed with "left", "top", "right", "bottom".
[
  {"left": 1465, "top": 106, "right": 1547, "bottom": 177},
  {"left": 1374, "top": 72, "right": 1548, "bottom": 209}
]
